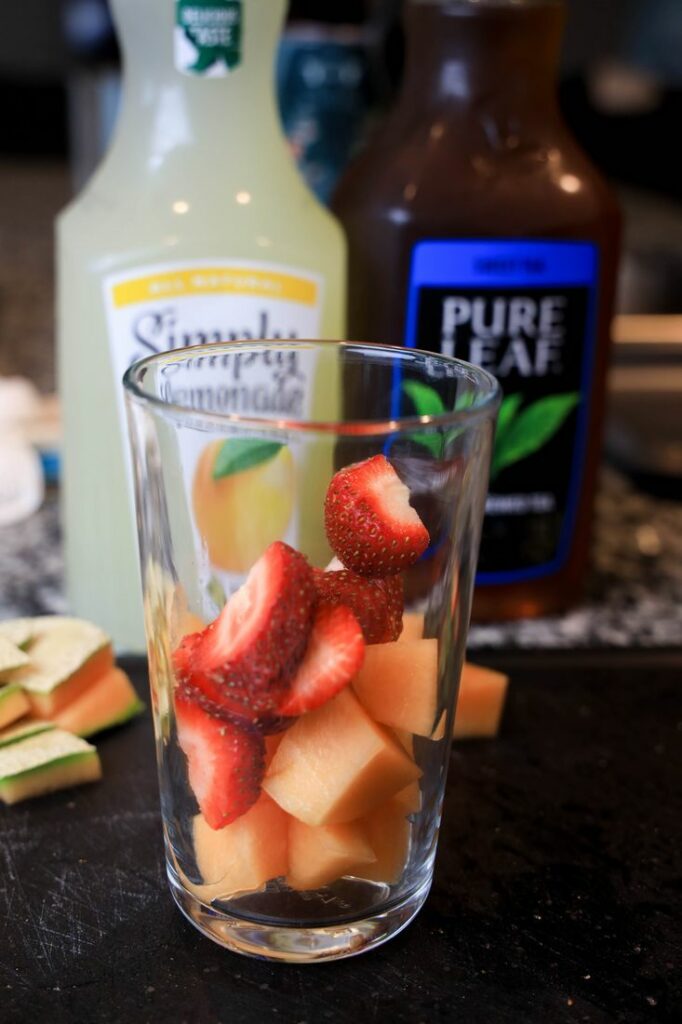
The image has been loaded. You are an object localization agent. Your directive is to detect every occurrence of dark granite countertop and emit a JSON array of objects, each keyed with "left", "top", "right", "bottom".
[{"left": 1, "top": 653, "right": 680, "bottom": 1023}]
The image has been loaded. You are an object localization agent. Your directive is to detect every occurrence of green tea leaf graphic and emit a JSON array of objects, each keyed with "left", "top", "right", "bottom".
[
  {"left": 491, "top": 392, "right": 580, "bottom": 479},
  {"left": 402, "top": 380, "right": 446, "bottom": 418},
  {"left": 495, "top": 393, "right": 523, "bottom": 442},
  {"left": 212, "top": 439, "right": 284, "bottom": 481}
]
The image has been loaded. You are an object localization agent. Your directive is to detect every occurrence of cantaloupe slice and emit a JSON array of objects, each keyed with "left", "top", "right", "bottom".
[
  {"left": 0, "top": 619, "right": 34, "bottom": 651},
  {"left": 0, "top": 728, "right": 101, "bottom": 804},
  {"left": 263, "top": 688, "right": 421, "bottom": 826},
  {"left": 0, "top": 719, "right": 54, "bottom": 749},
  {"left": 392, "top": 728, "right": 415, "bottom": 758},
  {"left": 0, "top": 685, "right": 30, "bottom": 730},
  {"left": 287, "top": 819, "right": 376, "bottom": 890},
  {"left": 400, "top": 613, "right": 425, "bottom": 641},
  {"left": 352, "top": 638, "right": 439, "bottom": 738},
  {"left": 361, "top": 800, "right": 411, "bottom": 885},
  {"left": 52, "top": 666, "right": 143, "bottom": 738},
  {"left": 454, "top": 663, "right": 509, "bottom": 739},
  {"left": 191, "top": 794, "right": 289, "bottom": 901},
  {"left": 264, "top": 731, "right": 285, "bottom": 767},
  {"left": 0, "top": 637, "right": 30, "bottom": 676},
  {"left": 393, "top": 780, "right": 421, "bottom": 814},
  {"left": 7, "top": 617, "right": 113, "bottom": 717}
]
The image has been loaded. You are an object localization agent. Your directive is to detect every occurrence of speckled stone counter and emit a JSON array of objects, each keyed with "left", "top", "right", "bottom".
[{"left": 0, "top": 468, "right": 679, "bottom": 649}]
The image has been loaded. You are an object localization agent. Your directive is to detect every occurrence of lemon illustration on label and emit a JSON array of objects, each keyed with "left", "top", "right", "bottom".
[{"left": 192, "top": 438, "right": 295, "bottom": 574}]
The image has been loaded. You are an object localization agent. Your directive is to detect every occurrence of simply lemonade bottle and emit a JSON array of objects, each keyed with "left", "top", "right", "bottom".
[{"left": 58, "top": 0, "right": 346, "bottom": 653}]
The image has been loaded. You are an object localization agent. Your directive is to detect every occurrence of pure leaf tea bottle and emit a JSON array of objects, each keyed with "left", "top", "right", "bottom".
[
  {"left": 334, "top": 0, "right": 620, "bottom": 619},
  {"left": 58, "top": 0, "right": 346, "bottom": 651}
]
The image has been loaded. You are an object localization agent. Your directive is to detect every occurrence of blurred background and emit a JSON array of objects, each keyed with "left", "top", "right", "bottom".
[{"left": 0, "top": 0, "right": 680, "bottom": 641}]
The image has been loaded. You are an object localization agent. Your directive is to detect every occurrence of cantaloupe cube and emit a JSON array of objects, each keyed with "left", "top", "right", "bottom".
[
  {"left": 393, "top": 780, "right": 421, "bottom": 814},
  {"left": 264, "top": 731, "right": 285, "bottom": 767},
  {"left": 352, "top": 639, "right": 439, "bottom": 738},
  {"left": 361, "top": 800, "right": 411, "bottom": 884},
  {"left": 52, "top": 667, "right": 143, "bottom": 738},
  {"left": 392, "top": 728, "right": 415, "bottom": 757},
  {"left": 0, "top": 685, "right": 30, "bottom": 731},
  {"left": 191, "top": 794, "right": 288, "bottom": 901},
  {"left": 400, "top": 613, "right": 425, "bottom": 641},
  {"left": 287, "top": 819, "right": 376, "bottom": 890},
  {"left": 454, "top": 663, "right": 509, "bottom": 739},
  {"left": 263, "top": 688, "right": 421, "bottom": 826}
]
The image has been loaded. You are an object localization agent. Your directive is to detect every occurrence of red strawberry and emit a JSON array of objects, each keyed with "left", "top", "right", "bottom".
[
  {"left": 177, "top": 542, "right": 316, "bottom": 719},
  {"left": 175, "top": 689, "right": 264, "bottom": 830},
  {"left": 278, "top": 604, "right": 365, "bottom": 717},
  {"left": 324, "top": 455, "right": 430, "bottom": 577},
  {"left": 313, "top": 567, "right": 404, "bottom": 644}
]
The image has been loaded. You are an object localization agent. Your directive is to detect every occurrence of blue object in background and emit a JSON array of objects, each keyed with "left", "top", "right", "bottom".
[{"left": 277, "top": 26, "right": 372, "bottom": 205}]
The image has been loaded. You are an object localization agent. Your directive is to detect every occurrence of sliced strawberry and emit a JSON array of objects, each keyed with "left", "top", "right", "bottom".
[
  {"left": 175, "top": 688, "right": 264, "bottom": 830},
  {"left": 313, "top": 567, "right": 404, "bottom": 644},
  {"left": 278, "top": 604, "right": 365, "bottom": 717},
  {"left": 178, "top": 542, "right": 316, "bottom": 719},
  {"left": 324, "top": 455, "right": 430, "bottom": 577}
]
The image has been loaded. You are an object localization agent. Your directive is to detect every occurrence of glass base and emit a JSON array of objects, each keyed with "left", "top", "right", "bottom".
[{"left": 168, "top": 869, "right": 431, "bottom": 963}]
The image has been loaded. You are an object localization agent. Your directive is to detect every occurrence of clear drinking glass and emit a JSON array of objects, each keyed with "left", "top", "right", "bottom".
[{"left": 123, "top": 340, "right": 499, "bottom": 963}]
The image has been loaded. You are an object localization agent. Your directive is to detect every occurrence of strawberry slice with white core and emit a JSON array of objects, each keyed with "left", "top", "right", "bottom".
[
  {"left": 313, "top": 568, "right": 404, "bottom": 644},
  {"left": 175, "top": 689, "right": 264, "bottom": 830},
  {"left": 181, "top": 542, "right": 316, "bottom": 718},
  {"left": 324, "top": 455, "right": 430, "bottom": 577},
  {"left": 279, "top": 604, "right": 365, "bottom": 717}
]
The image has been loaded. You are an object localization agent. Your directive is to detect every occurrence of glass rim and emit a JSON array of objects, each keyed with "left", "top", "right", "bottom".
[{"left": 123, "top": 339, "right": 501, "bottom": 437}]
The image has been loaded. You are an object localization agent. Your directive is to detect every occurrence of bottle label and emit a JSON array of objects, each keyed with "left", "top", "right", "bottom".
[
  {"left": 175, "top": 0, "right": 242, "bottom": 76},
  {"left": 103, "top": 259, "right": 327, "bottom": 603},
  {"left": 404, "top": 239, "right": 599, "bottom": 584}
]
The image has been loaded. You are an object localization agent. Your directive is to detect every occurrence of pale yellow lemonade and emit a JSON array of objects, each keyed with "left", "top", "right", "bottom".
[{"left": 58, "top": 0, "right": 346, "bottom": 652}]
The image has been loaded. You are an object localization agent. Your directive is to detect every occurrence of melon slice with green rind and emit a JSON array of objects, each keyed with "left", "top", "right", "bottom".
[
  {"left": 0, "top": 728, "right": 101, "bottom": 804},
  {"left": 52, "top": 666, "right": 143, "bottom": 737},
  {"left": 190, "top": 795, "right": 289, "bottom": 901},
  {"left": 287, "top": 818, "right": 376, "bottom": 891},
  {"left": 0, "top": 685, "right": 31, "bottom": 731},
  {"left": 0, "top": 719, "right": 54, "bottom": 750},
  {"left": 352, "top": 638, "right": 439, "bottom": 737},
  {"left": 8, "top": 617, "right": 113, "bottom": 717},
  {"left": 0, "top": 619, "right": 35, "bottom": 651},
  {"left": 0, "top": 637, "right": 30, "bottom": 676},
  {"left": 263, "top": 688, "right": 421, "bottom": 826}
]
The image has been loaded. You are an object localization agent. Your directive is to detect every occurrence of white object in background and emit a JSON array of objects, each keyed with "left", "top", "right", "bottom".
[{"left": 0, "top": 378, "right": 46, "bottom": 526}]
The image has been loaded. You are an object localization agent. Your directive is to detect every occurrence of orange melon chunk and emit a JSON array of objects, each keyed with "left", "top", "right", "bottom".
[
  {"left": 392, "top": 728, "right": 415, "bottom": 758},
  {"left": 191, "top": 794, "right": 288, "bottom": 901},
  {"left": 52, "top": 667, "right": 143, "bottom": 737},
  {"left": 361, "top": 800, "right": 411, "bottom": 884},
  {"left": 287, "top": 819, "right": 376, "bottom": 890},
  {"left": 454, "top": 662, "right": 509, "bottom": 739},
  {"left": 264, "top": 731, "right": 285, "bottom": 767},
  {"left": 393, "top": 780, "right": 421, "bottom": 814},
  {"left": 400, "top": 612, "right": 425, "bottom": 641},
  {"left": 263, "top": 688, "right": 421, "bottom": 826},
  {"left": 352, "top": 638, "right": 439, "bottom": 738}
]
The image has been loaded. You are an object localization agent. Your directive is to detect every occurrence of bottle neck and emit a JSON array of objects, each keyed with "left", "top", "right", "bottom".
[
  {"left": 108, "top": 0, "right": 288, "bottom": 167},
  {"left": 401, "top": 0, "right": 564, "bottom": 118}
]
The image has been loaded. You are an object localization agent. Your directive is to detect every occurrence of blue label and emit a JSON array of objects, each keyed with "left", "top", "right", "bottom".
[{"left": 404, "top": 239, "right": 600, "bottom": 585}]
